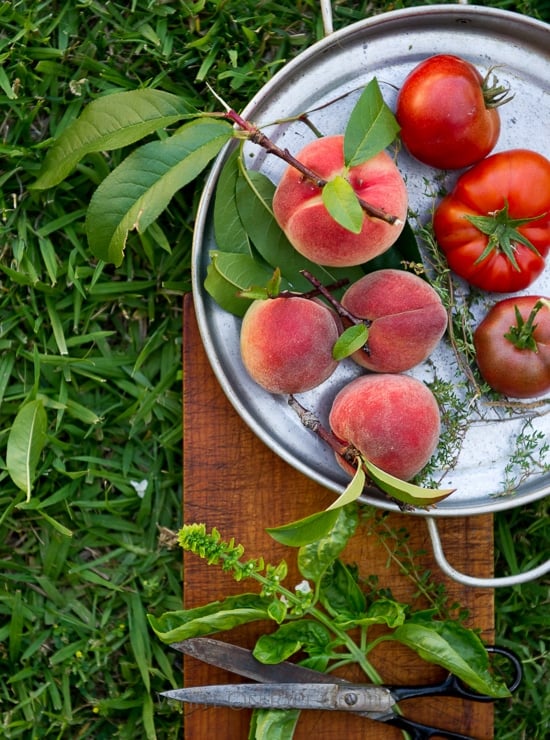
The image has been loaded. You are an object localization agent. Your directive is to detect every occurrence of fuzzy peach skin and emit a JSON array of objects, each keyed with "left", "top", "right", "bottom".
[
  {"left": 272, "top": 135, "right": 408, "bottom": 267},
  {"left": 329, "top": 374, "right": 441, "bottom": 481},
  {"left": 240, "top": 296, "right": 340, "bottom": 394},
  {"left": 341, "top": 269, "right": 448, "bottom": 372}
]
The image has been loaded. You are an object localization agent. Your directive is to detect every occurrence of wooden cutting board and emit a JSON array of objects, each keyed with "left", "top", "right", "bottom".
[{"left": 182, "top": 294, "right": 495, "bottom": 739}]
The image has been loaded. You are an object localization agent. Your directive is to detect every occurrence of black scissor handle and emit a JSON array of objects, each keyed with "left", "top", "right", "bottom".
[
  {"left": 390, "top": 645, "right": 523, "bottom": 703},
  {"left": 387, "top": 714, "right": 477, "bottom": 740}
]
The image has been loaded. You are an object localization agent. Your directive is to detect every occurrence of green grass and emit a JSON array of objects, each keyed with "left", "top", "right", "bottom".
[{"left": 0, "top": 1, "right": 548, "bottom": 738}]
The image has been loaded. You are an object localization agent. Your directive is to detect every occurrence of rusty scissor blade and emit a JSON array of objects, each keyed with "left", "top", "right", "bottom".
[
  {"left": 171, "top": 637, "right": 350, "bottom": 685},
  {"left": 160, "top": 682, "right": 396, "bottom": 712}
]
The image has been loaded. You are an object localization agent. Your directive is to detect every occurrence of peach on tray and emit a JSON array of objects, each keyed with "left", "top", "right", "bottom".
[
  {"left": 329, "top": 374, "right": 441, "bottom": 481},
  {"left": 272, "top": 135, "right": 408, "bottom": 267},
  {"left": 240, "top": 295, "right": 340, "bottom": 394},
  {"left": 341, "top": 269, "right": 448, "bottom": 372}
]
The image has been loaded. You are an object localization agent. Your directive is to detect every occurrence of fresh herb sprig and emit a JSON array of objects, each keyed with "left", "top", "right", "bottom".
[{"left": 148, "top": 504, "right": 510, "bottom": 739}]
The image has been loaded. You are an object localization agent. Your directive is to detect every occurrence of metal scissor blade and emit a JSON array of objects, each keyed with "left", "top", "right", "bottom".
[
  {"left": 171, "top": 637, "right": 341, "bottom": 685},
  {"left": 161, "top": 682, "right": 396, "bottom": 712}
]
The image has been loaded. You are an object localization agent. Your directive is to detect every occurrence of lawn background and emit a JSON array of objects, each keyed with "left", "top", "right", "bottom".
[{"left": 0, "top": 1, "right": 548, "bottom": 738}]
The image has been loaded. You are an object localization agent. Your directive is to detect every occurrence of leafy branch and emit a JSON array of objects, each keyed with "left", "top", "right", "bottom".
[{"left": 31, "top": 78, "right": 405, "bottom": 275}]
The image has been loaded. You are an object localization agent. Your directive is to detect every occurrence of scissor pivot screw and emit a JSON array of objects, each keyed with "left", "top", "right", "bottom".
[{"left": 344, "top": 692, "right": 358, "bottom": 706}]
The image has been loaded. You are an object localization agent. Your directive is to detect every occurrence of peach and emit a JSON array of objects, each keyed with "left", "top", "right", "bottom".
[
  {"left": 240, "top": 296, "right": 340, "bottom": 394},
  {"left": 272, "top": 135, "right": 408, "bottom": 267},
  {"left": 341, "top": 269, "right": 448, "bottom": 372},
  {"left": 329, "top": 374, "right": 441, "bottom": 481}
]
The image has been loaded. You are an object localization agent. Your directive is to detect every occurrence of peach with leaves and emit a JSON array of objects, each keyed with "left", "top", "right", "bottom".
[
  {"left": 340, "top": 269, "right": 448, "bottom": 373},
  {"left": 272, "top": 135, "right": 408, "bottom": 267}
]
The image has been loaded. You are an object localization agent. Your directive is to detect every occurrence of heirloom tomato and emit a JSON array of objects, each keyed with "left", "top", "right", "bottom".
[
  {"left": 474, "top": 296, "right": 550, "bottom": 398},
  {"left": 433, "top": 149, "right": 550, "bottom": 293},
  {"left": 396, "top": 54, "right": 511, "bottom": 169}
]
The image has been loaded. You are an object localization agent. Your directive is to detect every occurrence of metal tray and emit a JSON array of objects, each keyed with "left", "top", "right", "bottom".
[{"left": 192, "top": 5, "right": 550, "bottom": 519}]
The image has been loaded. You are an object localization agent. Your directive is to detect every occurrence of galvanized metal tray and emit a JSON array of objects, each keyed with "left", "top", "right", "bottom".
[{"left": 192, "top": 5, "right": 550, "bottom": 527}]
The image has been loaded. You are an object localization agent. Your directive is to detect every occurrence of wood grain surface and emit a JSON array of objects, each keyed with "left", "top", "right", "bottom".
[{"left": 182, "top": 294, "right": 495, "bottom": 739}]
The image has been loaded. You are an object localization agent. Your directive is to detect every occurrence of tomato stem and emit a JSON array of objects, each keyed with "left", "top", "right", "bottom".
[
  {"left": 504, "top": 299, "right": 546, "bottom": 351},
  {"left": 465, "top": 202, "right": 544, "bottom": 271},
  {"left": 481, "top": 66, "right": 514, "bottom": 109}
]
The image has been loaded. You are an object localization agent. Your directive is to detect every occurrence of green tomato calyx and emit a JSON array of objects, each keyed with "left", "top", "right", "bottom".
[
  {"left": 504, "top": 299, "right": 547, "bottom": 352},
  {"left": 481, "top": 67, "right": 514, "bottom": 109},
  {"left": 465, "top": 202, "right": 545, "bottom": 271}
]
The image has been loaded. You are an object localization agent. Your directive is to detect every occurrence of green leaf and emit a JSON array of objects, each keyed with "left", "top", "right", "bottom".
[
  {"left": 213, "top": 147, "right": 252, "bottom": 254},
  {"left": 336, "top": 597, "right": 408, "bottom": 629},
  {"left": 239, "top": 268, "right": 283, "bottom": 300},
  {"left": 344, "top": 78, "right": 400, "bottom": 166},
  {"left": 86, "top": 117, "right": 232, "bottom": 265},
  {"left": 127, "top": 591, "right": 152, "bottom": 693},
  {"left": 392, "top": 619, "right": 511, "bottom": 698},
  {"left": 363, "top": 457, "right": 455, "bottom": 507},
  {"left": 266, "top": 509, "right": 340, "bottom": 548},
  {"left": 7, "top": 399, "right": 48, "bottom": 502},
  {"left": 235, "top": 168, "right": 362, "bottom": 291},
  {"left": 298, "top": 505, "right": 358, "bottom": 582},
  {"left": 204, "top": 261, "right": 251, "bottom": 318},
  {"left": 204, "top": 251, "right": 286, "bottom": 316},
  {"left": 33, "top": 89, "right": 197, "bottom": 189},
  {"left": 326, "top": 463, "right": 366, "bottom": 510},
  {"left": 321, "top": 175, "right": 364, "bottom": 234},
  {"left": 253, "top": 620, "right": 332, "bottom": 664},
  {"left": 147, "top": 593, "right": 271, "bottom": 643},
  {"left": 332, "top": 324, "right": 369, "bottom": 361},
  {"left": 267, "top": 598, "right": 288, "bottom": 624},
  {"left": 319, "top": 559, "right": 366, "bottom": 618},
  {"left": 268, "top": 467, "right": 364, "bottom": 548},
  {"left": 249, "top": 709, "right": 301, "bottom": 740}
]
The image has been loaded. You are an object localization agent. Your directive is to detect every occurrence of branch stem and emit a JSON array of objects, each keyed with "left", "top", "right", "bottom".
[
  {"left": 224, "top": 109, "right": 399, "bottom": 225},
  {"left": 301, "top": 270, "right": 370, "bottom": 329}
]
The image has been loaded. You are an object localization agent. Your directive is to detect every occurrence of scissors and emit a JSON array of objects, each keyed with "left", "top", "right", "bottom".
[{"left": 160, "top": 637, "right": 522, "bottom": 739}]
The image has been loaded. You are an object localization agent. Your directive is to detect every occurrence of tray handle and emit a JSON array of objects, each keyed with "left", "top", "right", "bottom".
[
  {"left": 320, "top": 0, "right": 333, "bottom": 35},
  {"left": 426, "top": 516, "right": 550, "bottom": 588},
  {"left": 320, "top": 0, "right": 474, "bottom": 36}
]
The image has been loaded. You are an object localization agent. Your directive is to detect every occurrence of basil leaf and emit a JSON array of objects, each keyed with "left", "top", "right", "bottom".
[
  {"left": 336, "top": 598, "right": 408, "bottom": 630},
  {"left": 249, "top": 708, "right": 301, "bottom": 740},
  {"left": 392, "top": 619, "right": 511, "bottom": 698},
  {"left": 319, "top": 559, "right": 366, "bottom": 619},
  {"left": 298, "top": 504, "right": 358, "bottom": 582},
  {"left": 147, "top": 593, "right": 270, "bottom": 643},
  {"left": 253, "top": 620, "right": 332, "bottom": 664}
]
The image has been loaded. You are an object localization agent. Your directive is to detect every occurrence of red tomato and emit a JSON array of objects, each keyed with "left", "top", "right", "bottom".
[
  {"left": 474, "top": 296, "right": 550, "bottom": 398},
  {"left": 433, "top": 149, "right": 550, "bottom": 293},
  {"left": 396, "top": 54, "right": 508, "bottom": 169}
]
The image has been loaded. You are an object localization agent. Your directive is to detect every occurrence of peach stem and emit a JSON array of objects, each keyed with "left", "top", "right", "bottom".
[
  {"left": 287, "top": 395, "right": 355, "bottom": 462},
  {"left": 225, "top": 109, "right": 399, "bottom": 226},
  {"left": 301, "top": 270, "right": 371, "bottom": 331}
]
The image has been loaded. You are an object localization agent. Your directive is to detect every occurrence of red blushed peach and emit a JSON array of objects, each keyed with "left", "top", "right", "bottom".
[
  {"left": 329, "top": 374, "right": 441, "bottom": 481},
  {"left": 240, "top": 296, "right": 340, "bottom": 394},
  {"left": 272, "top": 135, "right": 408, "bottom": 267},
  {"left": 341, "top": 269, "right": 448, "bottom": 372}
]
